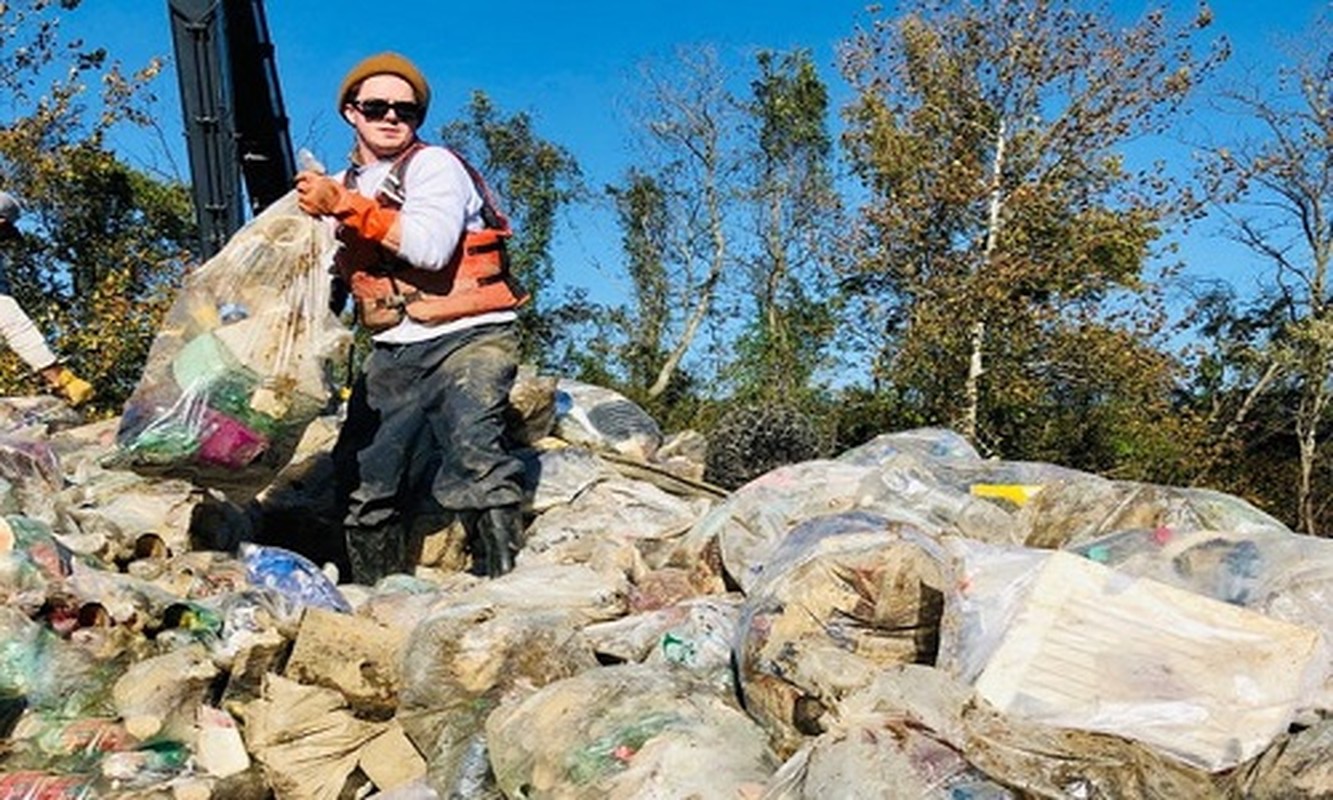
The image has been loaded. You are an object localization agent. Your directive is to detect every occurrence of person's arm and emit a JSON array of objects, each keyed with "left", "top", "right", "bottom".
[
  {"left": 0, "top": 292, "right": 58, "bottom": 372},
  {"left": 390, "top": 148, "right": 477, "bottom": 270},
  {"left": 0, "top": 293, "right": 94, "bottom": 405},
  {"left": 0, "top": 224, "right": 95, "bottom": 406},
  {"left": 295, "top": 170, "right": 403, "bottom": 248},
  {"left": 295, "top": 148, "right": 479, "bottom": 269}
]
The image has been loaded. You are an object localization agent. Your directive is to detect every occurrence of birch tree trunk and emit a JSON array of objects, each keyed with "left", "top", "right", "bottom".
[{"left": 963, "top": 119, "right": 1008, "bottom": 443}]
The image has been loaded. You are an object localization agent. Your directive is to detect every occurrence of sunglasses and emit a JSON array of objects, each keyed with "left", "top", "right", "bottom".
[{"left": 351, "top": 98, "right": 423, "bottom": 125}]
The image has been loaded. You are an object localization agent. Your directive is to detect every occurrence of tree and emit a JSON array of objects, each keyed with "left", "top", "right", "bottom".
[
  {"left": 838, "top": 0, "right": 1224, "bottom": 466},
  {"left": 729, "top": 49, "right": 843, "bottom": 407},
  {"left": 605, "top": 169, "right": 671, "bottom": 393},
  {"left": 1178, "top": 286, "right": 1295, "bottom": 521},
  {"left": 439, "top": 92, "right": 583, "bottom": 365},
  {"left": 604, "top": 45, "right": 744, "bottom": 405},
  {"left": 0, "top": 0, "right": 195, "bottom": 411},
  {"left": 1197, "top": 22, "right": 1333, "bottom": 533}
]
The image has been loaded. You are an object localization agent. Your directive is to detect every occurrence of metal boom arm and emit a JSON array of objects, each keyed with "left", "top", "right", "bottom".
[{"left": 167, "top": 0, "right": 295, "bottom": 260}]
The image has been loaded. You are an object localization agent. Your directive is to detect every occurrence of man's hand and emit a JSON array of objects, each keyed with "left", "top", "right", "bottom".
[
  {"left": 295, "top": 171, "right": 347, "bottom": 217},
  {"left": 295, "top": 173, "right": 400, "bottom": 247}
]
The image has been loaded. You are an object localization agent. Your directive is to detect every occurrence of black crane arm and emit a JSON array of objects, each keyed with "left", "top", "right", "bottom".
[{"left": 167, "top": 0, "right": 295, "bottom": 260}]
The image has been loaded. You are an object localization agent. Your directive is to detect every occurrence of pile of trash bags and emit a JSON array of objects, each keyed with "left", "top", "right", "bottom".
[
  {"left": 2, "top": 190, "right": 1332, "bottom": 797},
  {"left": 0, "top": 374, "right": 1331, "bottom": 798}
]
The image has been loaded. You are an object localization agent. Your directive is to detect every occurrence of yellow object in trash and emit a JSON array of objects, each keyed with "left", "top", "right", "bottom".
[{"left": 970, "top": 483, "right": 1044, "bottom": 507}]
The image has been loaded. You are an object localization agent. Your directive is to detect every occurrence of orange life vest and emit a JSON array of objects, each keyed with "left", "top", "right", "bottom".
[{"left": 335, "top": 142, "right": 528, "bottom": 333}]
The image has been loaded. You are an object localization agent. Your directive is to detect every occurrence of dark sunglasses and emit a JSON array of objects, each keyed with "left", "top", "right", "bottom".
[{"left": 351, "top": 98, "right": 423, "bottom": 125}]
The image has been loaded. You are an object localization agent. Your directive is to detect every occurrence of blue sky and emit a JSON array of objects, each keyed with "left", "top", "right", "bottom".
[{"left": 53, "top": 1, "right": 1333, "bottom": 310}]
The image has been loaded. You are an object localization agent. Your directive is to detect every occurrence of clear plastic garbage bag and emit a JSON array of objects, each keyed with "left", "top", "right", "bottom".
[{"left": 108, "top": 191, "right": 350, "bottom": 496}]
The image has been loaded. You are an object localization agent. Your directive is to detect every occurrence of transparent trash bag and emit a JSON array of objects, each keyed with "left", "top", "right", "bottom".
[{"left": 108, "top": 189, "right": 350, "bottom": 496}]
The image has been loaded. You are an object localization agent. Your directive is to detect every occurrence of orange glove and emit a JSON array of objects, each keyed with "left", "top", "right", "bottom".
[
  {"left": 295, "top": 171, "right": 397, "bottom": 243},
  {"left": 295, "top": 171, "right": 344, "bottom": 216}
]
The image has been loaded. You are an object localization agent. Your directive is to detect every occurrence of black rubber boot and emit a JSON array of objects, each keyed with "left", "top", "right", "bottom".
[
  {"left": 344, "top": 522, "right": 407, "bottom": 586},
  {"left": 463, "top": 505, "right": 523, "bottom": 577}
]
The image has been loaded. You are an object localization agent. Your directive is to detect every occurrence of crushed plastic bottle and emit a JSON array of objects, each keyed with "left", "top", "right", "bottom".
[{"left": 298, "top": 148, "right": 325, "bottom": 175}]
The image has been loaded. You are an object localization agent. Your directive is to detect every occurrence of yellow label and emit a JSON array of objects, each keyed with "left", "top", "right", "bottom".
[{"left": 970, "top": 483, "right": 1044, "bottom": 506}]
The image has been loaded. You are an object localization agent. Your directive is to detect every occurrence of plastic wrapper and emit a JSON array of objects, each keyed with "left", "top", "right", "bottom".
[
  {"left": 517, "top": 446, "right": 613, "bottom": 514},
  {"left": 0, "top": 516, "right": 74, "bottom": 613},
  {"left": 0, "top": 436, "right": 63, "bottom": 521},
  {"left": 824, "top": 665, "right": 1229, "bottom": 800},
  {"left": 674, "top": 459, "right": 880, "bottom": 591},
  {"left": 522, "top": 476, "right": 712, "bottom": 568},
  {"left": 0, "top": 771, "right": 96, "bottom": 799},
  {"left": 158, "top": 588, "right": 291, "bottom": 665},
  {"left": 674, "top": 428, "right": 1086, "bottom": 592},
  {"left": 58, "top": 472, "right": 213, "bottom": 564},
  {"left": 1066, "top": 524, "right": 1333, "bottom": 713},
  {"left": 759, "top": 665, "right": 1015, "bottom": 800},
  {"left": 133, "top": 549, "right": 251, "bottom": 600},
  {"left": 582, "top": 595, "right": 741, "bottom": 691},
  {"left": 762, "top": 718, "right": 1012, "bottom": 800},
  {"left": 845, "top": 429, "right": 1094, "bottom": 545},
  {"left": 1238, "top": 716, "right": 1333, "bottom": 797},
  {"left": 3, "top": 714, "right": 138, "bottom": 774},
  {"left": 858, "top": 457, "right": 1047, "bottom": 545},
  {"left": 61, "top": 559, "right": 184, "bottom": 631},
  {"left": 98, "top": 740, "right": 192, "bottom": 787},
  {"left": 0, "top": 607, "right": 125, "bottom": 718},
  {"left": 240, "top": 543, "right": 350, "bottom": 616},
  {"left": 934, "top": 538, "right": 1050, "bottom": 685},
  {"left": 109, "top": 191, "right": 351, "bottom": 497},
  {"left": 1070, "top": 525, "right": 1333, "bottom": 634},
  {"left": 835, "top": 427, "right": 982, "bottom": 466},
  {"left": 0, "top": 396, "right": 83, "bottom": 438},
  {"left": 458, "top": 562, "right": 631, "bottom": 625}
]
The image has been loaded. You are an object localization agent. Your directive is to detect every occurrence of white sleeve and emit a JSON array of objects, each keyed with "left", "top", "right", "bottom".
[
  {"left": 394, "top": 147, "right": 485, "bottom": 271},
  {"left": 0, "top": 292, "right": 57, "bottom": 371}
]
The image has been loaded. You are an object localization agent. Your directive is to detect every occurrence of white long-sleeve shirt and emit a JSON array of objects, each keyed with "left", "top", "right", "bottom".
[
  {"left": 337, "top": 145, "right": 516, "bottom": 345},
  {"left": 0, "top": 252, "right": 57, "bottom": 372}
]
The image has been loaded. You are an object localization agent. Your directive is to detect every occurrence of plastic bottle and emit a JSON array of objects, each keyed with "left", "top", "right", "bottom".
[{"left": 298, "top": 148, "right": 325, "bottom": 174}]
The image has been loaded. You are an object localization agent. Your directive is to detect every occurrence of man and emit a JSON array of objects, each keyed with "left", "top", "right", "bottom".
[
  {"left": 295, "top": 52, "right": 528, "bottom": 584},
  {"left": 0, "top": 191, "right": 94, "bottom": 407}
]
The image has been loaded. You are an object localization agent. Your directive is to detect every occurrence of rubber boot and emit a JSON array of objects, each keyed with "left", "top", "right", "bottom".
[
  {"left": 462, "top": 505, "right": 523, "bottom": 578},
  {"left": 344, "top": 521, "right": 407, "bottom": 586}
]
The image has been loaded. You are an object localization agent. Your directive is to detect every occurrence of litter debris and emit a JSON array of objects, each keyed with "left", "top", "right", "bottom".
[{"left": 1, "top": 400, "right": 1330, "bottom": 797}]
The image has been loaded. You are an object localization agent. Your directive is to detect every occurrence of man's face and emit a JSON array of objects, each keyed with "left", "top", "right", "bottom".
[{"left": 345, "top": 74, "right": 421, "bottom": 159}]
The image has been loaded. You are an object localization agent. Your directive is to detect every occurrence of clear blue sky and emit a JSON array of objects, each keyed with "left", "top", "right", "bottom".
[{"left": 55, "top": 1, "right": 1332, "bottom": 308}]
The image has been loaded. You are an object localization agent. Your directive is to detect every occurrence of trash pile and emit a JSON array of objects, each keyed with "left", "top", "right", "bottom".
[{"left": 0, "top": 382, "right": 1332, "bottom": 799}]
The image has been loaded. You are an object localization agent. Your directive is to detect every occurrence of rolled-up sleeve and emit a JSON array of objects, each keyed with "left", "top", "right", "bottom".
[{"left": 393, "top": 148, "right": 484, "bottom": 271}]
